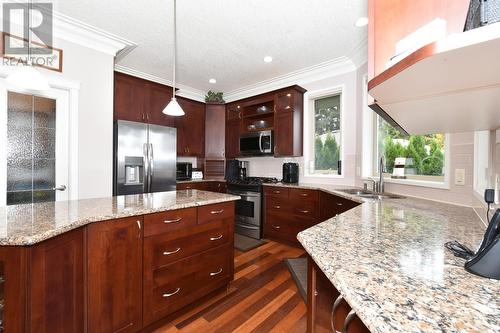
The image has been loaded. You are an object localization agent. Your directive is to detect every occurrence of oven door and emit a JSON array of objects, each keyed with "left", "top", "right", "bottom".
[{"left": 228, "top": 190, "right": 261, "bottom": 227}]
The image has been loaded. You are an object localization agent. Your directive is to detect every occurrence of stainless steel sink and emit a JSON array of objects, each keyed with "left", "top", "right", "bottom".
[{"left": 338, "top": 189, "right": 405, "bottom": 200}]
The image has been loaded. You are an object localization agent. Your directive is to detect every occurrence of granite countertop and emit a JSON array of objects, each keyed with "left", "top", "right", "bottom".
[
  {"left": 0, "top": 190, "right": 239, "bottom": 246},
  {"left": 264, "top": 183, "right": 500, "bottom": 333}
]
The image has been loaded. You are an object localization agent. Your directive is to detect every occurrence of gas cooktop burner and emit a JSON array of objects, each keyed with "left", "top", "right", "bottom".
[{"left": 227, "top": 177, "right": 279, "bottom": 186}]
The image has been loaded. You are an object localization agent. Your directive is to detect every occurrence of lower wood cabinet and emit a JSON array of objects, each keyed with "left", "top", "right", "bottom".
[
  {"left": 87, "top": 216, "right": 143, "bottom": 333},
  {"left": 307, "top": 257, "right": 370, "bottom": 333},
  {"left": 263, "top": 186, "right": 359, "bottom": 246},
  {"left": 176, "top": 181, "right": 227, "bottom": 192}
]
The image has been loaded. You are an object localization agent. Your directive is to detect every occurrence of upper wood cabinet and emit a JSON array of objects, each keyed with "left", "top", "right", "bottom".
[
  {"left": 87, "top": 216, "right": 143, "bottom": 333},
  {"left": 225, "top": 85, "right": 306, "bottom": 158},
  {"left": 114, "top": 72, "right": 175, "bottom": 126},
  {"left": 175, "top": 97, "right": 205, "bottom": 157},
  {"left": 205, "top": 104, "right": 226, "bottom": 158}
]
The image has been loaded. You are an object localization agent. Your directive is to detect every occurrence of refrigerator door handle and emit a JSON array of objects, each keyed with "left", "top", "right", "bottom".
[
  {"left": 143, "top": 142, "right": 150, "bottom": 192},
  {"left": 149, "top": 143, "right": 154, "bottom": 180}
]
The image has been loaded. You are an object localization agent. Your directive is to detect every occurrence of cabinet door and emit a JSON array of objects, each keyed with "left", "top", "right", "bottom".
[
  {"left": 148, "top": 84, "right": 174, "bottom": 126},
  {"left": 176, "top": 98, "right": 205, "bottom": 157},
  {"left": 205, "top": 104, "right": 226, "bottom": 158},
  {"left": 114, "top": 73, "right": 148, "bottom": 123},
  {"left": 87, "top": 217, "right": 143, "bottom": 333},
  {"left": 274, "top": 111, "right": 294, "bottom": 156},
  {"left": 0, "top": 247, "right": 27, "bottom": 333},
  {"left": 29, "top": 228, "right": 84, "bottom": 333},
  {"left": 225, "top": 119, "right": 240, "bottom": 158}
]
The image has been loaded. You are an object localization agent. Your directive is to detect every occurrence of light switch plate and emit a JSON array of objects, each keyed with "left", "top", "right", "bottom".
[{"left": 455, "top": 169, "right": 465, "bottom": 186}]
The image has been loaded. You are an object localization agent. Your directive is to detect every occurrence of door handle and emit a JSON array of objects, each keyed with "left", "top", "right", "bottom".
[
  {"left": 299, "top": 210, "right": 309, "bottom": 214},
  {"left": 272, "top": 225, "right": 281, "bottom": 229},
  {"left": 210, "top": 268, "right": 223, "bottom": 276},
  {"left": 210, "top": 234, "right": 223, "bottom": 241},
  {"left": 210, "top": 209, "right": 224, "bottom": 215},
  {"left": 163, "top": 247, "right": 181, "bottom": 255},
  {"left": 164, "top": 217, "right": 182, "bottom": 224},
  {"left": 162, "top": 287, "right": 181, "bottom": 298},
  {"left": 149, "top": 143, "right": 154, "bottom": 178},
  {"left": 52, "top": 185, "right": 67, "bottom": 191},
  {"left": 143, "top": 143, "right": 149, "bottom": 191}
]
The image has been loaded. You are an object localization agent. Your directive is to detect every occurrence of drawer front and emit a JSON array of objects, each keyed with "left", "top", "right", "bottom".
[
  {"left": 266, "top": 197, "right": 291, "bottom": 214},
  {"left": 263, "top": 186, "right": 289, "bottom": 199},
  {"left": 177, "top": 182, "right": 209, "bottom": 190},
  {"left": 334, "top": 196, "right": 360, "bottom": 213},
  {"left": 264, "top": 212, "right": 310, "bottom": 244},
  {"left": 148, "top": 244, "right": 231, "bottom": 319},
  {"left": 290, "top": 200, "right": 318, "bottom": 220},
  {"left": 289, "top": 188, "right": 319, "bottom": 202},
  {"left": 198, "top": 202, "right": 234, "bottom": 224},
  {"left": 147, "top": 220, "right": 230, "bottom": 269},
  {"left": 144, "top": 208, "right": 197, "bottom": 237}
]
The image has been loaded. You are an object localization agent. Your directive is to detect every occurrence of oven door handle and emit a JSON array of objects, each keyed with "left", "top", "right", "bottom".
[
  {"left": 259, "top": 132, "right": 263, "bottom": 153},
  {"left": 237, "top": 224, "right": 260, "bottom": 230},
  {"left": 228, "top": 191, "right": 261, "bottom": 198}
]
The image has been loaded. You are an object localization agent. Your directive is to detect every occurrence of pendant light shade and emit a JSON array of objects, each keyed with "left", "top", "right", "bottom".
[
  {"left": 162, "top": 0, "right": 184, "bottom": 116},
  {"left": 163, "top": 97, "right": 184, "bottom": 116},
  {"left": 6, "top": 0, "right": 49, "bottom": 93},
  {"left": 6, "top": 64, "right": 50, "bottom": 92}
]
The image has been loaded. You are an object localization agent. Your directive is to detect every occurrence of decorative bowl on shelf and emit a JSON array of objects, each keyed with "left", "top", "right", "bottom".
[{"left": 256, "top": 105, "right": 269, "bottom": 113}]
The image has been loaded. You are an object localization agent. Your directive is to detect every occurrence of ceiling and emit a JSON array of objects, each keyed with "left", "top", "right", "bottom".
[{"left": 53, "top": 0, "right": 367, "bottom": 94}]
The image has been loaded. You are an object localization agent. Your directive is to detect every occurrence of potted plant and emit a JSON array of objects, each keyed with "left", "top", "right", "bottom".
[{"left": 205, "top": 90, "right": 225, "bottom": 104}]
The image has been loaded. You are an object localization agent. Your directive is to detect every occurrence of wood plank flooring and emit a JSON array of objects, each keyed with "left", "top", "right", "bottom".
[{"left": 152, "top": 240, "right": 307, "bottom": 333}]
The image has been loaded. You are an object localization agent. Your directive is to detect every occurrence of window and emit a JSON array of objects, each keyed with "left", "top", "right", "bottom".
[
  {"left": 375, "top": 116, "right": 446, "bottom": 183},
  {"left": 309, "top": 93, "right": 342, "bottom": 175}
]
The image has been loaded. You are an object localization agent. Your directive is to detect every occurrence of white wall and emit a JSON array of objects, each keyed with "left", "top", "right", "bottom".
[{"left": 50, "top": 38, "right": 115, "bottom": 199}]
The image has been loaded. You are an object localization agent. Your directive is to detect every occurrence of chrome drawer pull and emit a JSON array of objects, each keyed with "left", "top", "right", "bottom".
[
  {"left": 299, "top": 210, "right": 309, "bottom": 214},
  {"left": 273, "top": 205, "right": 281, "bottom": 209},
  {"left": 162, "top": 287, "right": 181, "bottom": 298},
  {"left": 300, "top": 193, "right": 308, "bottom": 197},
  {"left": 210, "top": 268, "right": 223, "bottom": 276},
  {"left": 210, "top": 209, "right": 224, "bottom": 215},
  {"left": 273, "top": 190, "right": 281, "bottom": 194},
  {"left": 163, "top": 247, "right": 181, "bottom": 255},
  {"left": 336, "top": 202, "right": 343, "bottom": 206},
  {"left": 164, "top": 217, "right": 182, "bottom": 224},
  {"left": 210, "top": 234, "right": 223, "bottom": 241},
  {"left": 272, "top": 225, "right": 281, "bottom": 229}
]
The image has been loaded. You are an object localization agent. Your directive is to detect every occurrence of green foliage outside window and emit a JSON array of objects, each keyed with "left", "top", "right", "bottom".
[
  {"left": 314, "top": 95, "right": 341, "bottom": 172},
  {"left": 378, "top": 118, "right": 444, "bottom": 176}
]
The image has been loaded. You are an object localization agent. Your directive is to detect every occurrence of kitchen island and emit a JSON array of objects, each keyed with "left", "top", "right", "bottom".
[
  {"left": 290, "top": 183, "right": 500, "bottom": 333},
  {"left": 0, "top": 190, "right": 239, "bottom": 333}
]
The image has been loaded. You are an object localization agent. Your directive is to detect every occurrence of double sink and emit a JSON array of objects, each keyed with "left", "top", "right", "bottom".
[{"left": 338, "top": 189, "right": 406, "bottom": 200}]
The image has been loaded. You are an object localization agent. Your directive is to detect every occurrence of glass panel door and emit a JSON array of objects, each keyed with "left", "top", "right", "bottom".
[{"left": 6, "top": 92, "right": 57, "bottom": 205}]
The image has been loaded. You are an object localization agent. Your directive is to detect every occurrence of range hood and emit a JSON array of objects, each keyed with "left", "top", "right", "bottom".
[{"left": 368, "top": 21, "right": 500, "bottom": 135}]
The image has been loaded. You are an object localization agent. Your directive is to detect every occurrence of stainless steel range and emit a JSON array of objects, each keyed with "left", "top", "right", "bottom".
[{"left": 227, "top": 177, "right": 278, "bottom": 239}]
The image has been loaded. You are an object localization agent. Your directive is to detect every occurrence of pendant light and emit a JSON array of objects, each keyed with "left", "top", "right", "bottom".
[
  {"left": 6, "top": 0, "right": 50, "bottom": 92},
  {"left": 162, "top": 0, "right": 184, "bottom": 116}
]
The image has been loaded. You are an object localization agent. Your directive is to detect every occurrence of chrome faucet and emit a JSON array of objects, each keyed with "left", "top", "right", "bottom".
[{"left": 378, "top": 156, "right": 385, "bottom": 194}]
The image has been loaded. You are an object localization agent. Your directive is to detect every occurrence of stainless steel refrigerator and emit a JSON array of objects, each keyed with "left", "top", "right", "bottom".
[{"left": 114, "top": 120, "right": 176, "bottom": 195}]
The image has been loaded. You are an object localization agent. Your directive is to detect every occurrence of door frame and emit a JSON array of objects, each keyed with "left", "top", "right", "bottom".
[{"left": 0, "top": 67, "right": 80, "bottom": 205}]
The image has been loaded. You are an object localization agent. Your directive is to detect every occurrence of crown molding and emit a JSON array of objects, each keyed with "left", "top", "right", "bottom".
[
  {"left": 114, "top": 65, "right": 206, "bottom": 102},
  {"left": 348, "top": 37, "right": 368, "bottom": 69},
  {"left": 224, "top": 57, "right": 356, "bottom": 102}
]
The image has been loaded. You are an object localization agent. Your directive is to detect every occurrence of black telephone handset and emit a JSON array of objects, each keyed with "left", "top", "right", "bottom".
[{"left": 465, "top": 209, "right": 500, "bottom": 280}]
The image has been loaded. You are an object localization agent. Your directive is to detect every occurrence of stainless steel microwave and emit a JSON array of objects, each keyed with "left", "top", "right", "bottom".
[{"left": 239, "top": 131, "right": 273, "bottom": 156}]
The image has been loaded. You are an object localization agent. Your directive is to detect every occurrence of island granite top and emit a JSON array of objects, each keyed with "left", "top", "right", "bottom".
[
  {"left": 0, "top": 190, "right": 239, "bottom": 246},
  {"left": 263, "top": 183, "right": 500, "bottom": 333}
]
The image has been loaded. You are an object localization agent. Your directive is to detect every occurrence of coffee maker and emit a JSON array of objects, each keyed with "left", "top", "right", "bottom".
[
  {"left": 282, "top": 162, "right": 299, "bottom": 183},
  {"left": 238, "top": 161, "right": 248, "bottom": 180}
]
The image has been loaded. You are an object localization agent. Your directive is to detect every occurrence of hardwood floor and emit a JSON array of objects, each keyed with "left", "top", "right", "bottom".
[{"left": 152, "top": 240, "right": 307, "bottom": 333}]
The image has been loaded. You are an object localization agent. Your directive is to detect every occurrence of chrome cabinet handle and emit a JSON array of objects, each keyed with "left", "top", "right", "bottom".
[
  {"left": 163, "top": 247, "right": 181, "bottom": 255},
  {"left": 299, "top": 210, "right": 309, "bottom": 214},
  {"left": 210, "top": 268, "right": 223, "bottom": 276},
  {"left": 300, "top": 193, "right": 308, "bottom": 197},
  {"left": 331, "top": 295, "right": 344, "bottom": 332},
  {"left": 272, "top": 225, "right": 281, "bottom": 229},
  {"left": 52, "top": 185, "right": 67, "bottom": 191},
  {"left": 210, "top": 209, "right": 224, "bottom": 215},
  {"left": 273, "top": 205, "right": 281, "bottom": 209},
  {"left": 162, "top": 287, "right": 181, "bottom": 298},
  {"left": 210, "top": 234, "right": 223, "bottom": 241},
  {"left": 336, "top": 202, "right": 343, "bottom": 206},
  {"left": 164, "top": 217, "right": 182, "bottom": 224},
  {"left": 343, "top": 310, "right": 357, "bottom": 333},
  {"left": 136, "top": 220, "right": 141, "bottom": 238},
  {"left": 273, "top": 190, "right": 281, "bottom": 194}
]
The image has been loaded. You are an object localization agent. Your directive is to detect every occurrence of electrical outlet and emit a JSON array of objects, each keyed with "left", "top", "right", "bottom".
[{"left": 455, "top": 168, "right": 465, "bottom": 186}]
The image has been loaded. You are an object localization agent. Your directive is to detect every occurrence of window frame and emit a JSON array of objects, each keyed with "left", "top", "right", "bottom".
[
  {"left": 361, "top": 76, "right": 451, "bottom": 189},
  {"left": 304, "top": 85, "right": 345, "bottom": 178}
]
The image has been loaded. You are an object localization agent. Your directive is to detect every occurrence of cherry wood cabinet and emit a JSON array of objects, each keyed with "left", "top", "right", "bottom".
[
  {"left": 205, "top": 104, "right": 226, "bottom": 158},
  {"left": 368, "top": 0, "right": 470, "bottom": 80},
  {"left": 274, "top": 88, "right": 304, "bottom": 157},
  {"left": 29, "top": 228, "right": 84, "bottom": 333},
  {"left": 87, "top": 217, "right": 143, "bottom": 333},
  {"left": 148, "top": 84, "right": 175, "bottom": 126},
  {"left": 263, "top": 186, "right": 359, "bottom": 246},
  {"left": 175, "top": 97, "right": 206, "bottom": 157},
  {"left": 176, "top": 181, "right": 226, "bottom": 193},
  {"left": 307, "top": 257, "right": 369, "bottom": 333},
  {"left": 114, "top": 72, "right": 149, "bottom": 123}
]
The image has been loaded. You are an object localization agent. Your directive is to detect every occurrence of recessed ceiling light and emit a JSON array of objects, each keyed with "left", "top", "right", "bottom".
[
  {"left": 355, "top": 17, "right": 368, "bottom": 27},
  {"left": 209, "top": 78, "right": 217, "bottom": 84},
  {"left": 263, "top": 56, "right": 273, "bottom": 63}
]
